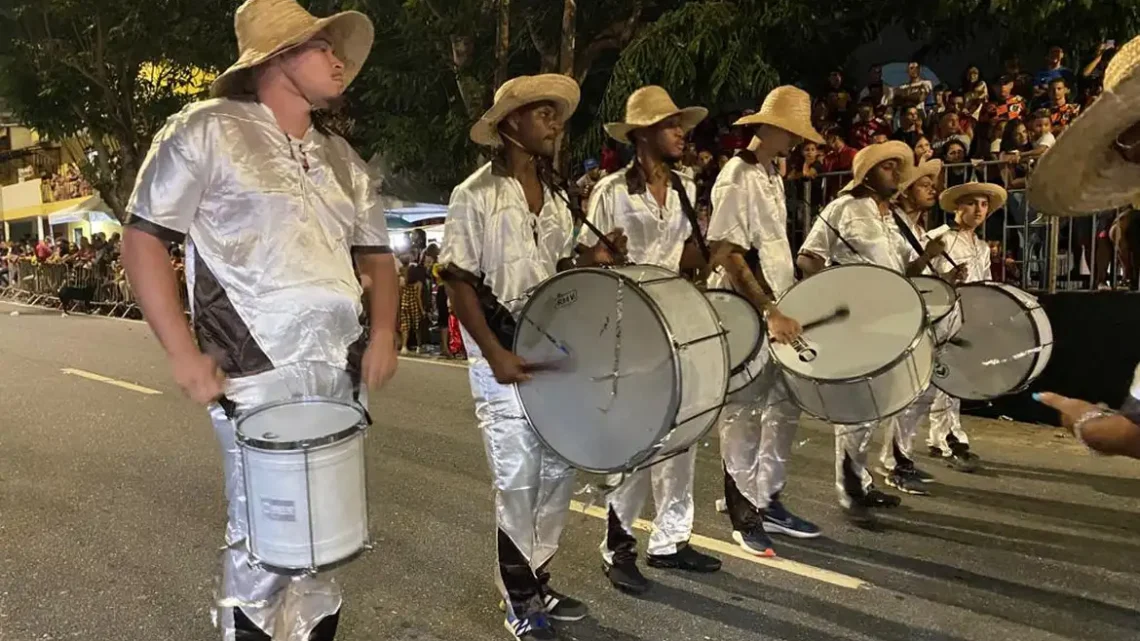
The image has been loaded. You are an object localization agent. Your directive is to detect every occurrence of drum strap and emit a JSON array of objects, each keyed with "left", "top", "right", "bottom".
[
  {"left": 892, "top": 210, "right": 927, "bottom": 256},
  {"left": 669, "top": 171, "right": 711, "bottom": 264},
  {"left": 814, "top": 205, "right": 864, "bottom": 263}
]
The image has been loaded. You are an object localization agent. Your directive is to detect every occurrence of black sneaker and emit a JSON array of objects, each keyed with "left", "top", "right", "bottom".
[
  {"left": 885, "top": 470, "right": 929, "bottom": 496},
  {"left": 541, "top": 589, "right": 588, "bottom": 622},
  {"left": 859, "top": 488, "right": 903, "bottom": 508},
  {"left": 763, "top": 500, "right": 822, "bottom": 539},
  {"left": 732, "top": 528, "right": 776, "bottom": 557},
  {"left": 947, "top": 451, "right": 981, "bottom": 473},
  {"left": 603, "top": 560, "right": 649, "bottom": 594},
  {"left": 504, "top": 605, "right": 558, "bottom": 640},
  {"left": 906, "top": 466, "right": 936, "bottom": 483},
  {"left": 928, "top": 446, "right": 946, "bottom": 458},
  {"left": 647, "top": 543, "right": 721, "bottom": 572},
  {"left": 845, "top": 501, "right": 877, "bottom": 528}
]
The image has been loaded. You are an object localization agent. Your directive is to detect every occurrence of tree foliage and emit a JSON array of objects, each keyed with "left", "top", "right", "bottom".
[{"left": 0, "top": 0, "right": 235, "bottom": 220}]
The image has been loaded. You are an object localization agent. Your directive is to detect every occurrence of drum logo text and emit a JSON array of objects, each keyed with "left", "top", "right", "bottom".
[
  {"left": 262, "top": 498, "right": 297, "bottom": 522},
  {"left": 790, "top": 337, "right": 818, "bottom": 363},
  {"left": 555, "top": 289, "right": 578, "bottom": 309}
]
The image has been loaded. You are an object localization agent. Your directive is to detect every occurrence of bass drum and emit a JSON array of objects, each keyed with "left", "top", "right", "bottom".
[
  {"left": 704, "top": 289, "right": 768, "bottom": 400},
  {"left": 513, "top": 265, "right": 729, "bottom": 473},
  {"left": 912, "top": 275, "right": 963, "bottom": 345},
  {"left": 933, "top": 282, "right": 1053, "bottom": 400}
]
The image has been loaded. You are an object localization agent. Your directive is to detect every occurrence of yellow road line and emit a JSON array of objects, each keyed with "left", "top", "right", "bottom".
[
  {"left": 61, "top": 368, "right": 163, "bottom": 395},
  {"left": 569, "top": 500, "right": 869, "bottom": 590}
]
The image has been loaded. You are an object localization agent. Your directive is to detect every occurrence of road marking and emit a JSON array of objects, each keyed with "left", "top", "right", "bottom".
[
  {"left": 569, "top": 500, "right": 869, "bottom": 590},
  {"left": 61, "top": 368, "right": 163, "bottom": 395}
]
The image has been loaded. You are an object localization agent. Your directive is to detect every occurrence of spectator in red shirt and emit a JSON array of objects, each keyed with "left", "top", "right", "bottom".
[
  {"left": 1047, "top": 77, "right": 1081, "bottom": 134},
  {"left": 822, "top": 125, "right": 858, "bottom": 172},
  {"left": 849, "top": 100, "right": 891, "bottom": 149},
  {"left": 992, "top": 75, "right": 1026, "bottom": 122}
]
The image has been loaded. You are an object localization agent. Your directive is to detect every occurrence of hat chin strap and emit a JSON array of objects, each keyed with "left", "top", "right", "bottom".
[{"left": 499, "top": 130, "right": 539, "bottom": 162}]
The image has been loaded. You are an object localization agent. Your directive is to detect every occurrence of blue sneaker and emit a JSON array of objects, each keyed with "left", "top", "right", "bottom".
[
  {"left": 504, "top": 605, "right": 557, "bottom": 640},
  {"left": 732, "top": 528, "right": 776, "bottom": 557},
  {"left": 762, "top": 500, "right": 822, "bottom": 539}
]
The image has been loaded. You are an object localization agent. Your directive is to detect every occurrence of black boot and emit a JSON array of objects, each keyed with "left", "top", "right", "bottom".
[
  {"left": 603, "top": 507, "right": 649, "bottom": 594},
  {"left": 233, "top": 608, "right": 271, "bottom": 641},
  {"left": 309, "top": 611, "right": 340, "bottom": 641}
]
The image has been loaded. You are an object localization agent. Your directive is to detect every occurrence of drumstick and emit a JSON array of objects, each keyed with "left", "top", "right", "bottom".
[
  {"left": 523, "top": 359, "right": 572, "bottom": 373},
  {"left": 801, "top": 306, "right": 850, "bottom": 332}
]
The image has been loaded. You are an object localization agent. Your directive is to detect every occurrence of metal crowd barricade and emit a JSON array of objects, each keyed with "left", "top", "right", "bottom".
[{"left": 0, "top": 259, "right": 146, "bottom": 317}]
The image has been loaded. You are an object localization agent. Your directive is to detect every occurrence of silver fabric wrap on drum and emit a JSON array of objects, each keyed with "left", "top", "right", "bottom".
[
  {"left": 439, "top": 162, "right": 575, "bottom": 315},
  {"left": 934, "top": 230, "right": 992, "bottom": 282},
  {"left": 580, "top": 168, "right": 700, "bottom": 556},
  {"left": 578, "top": 166, "right": 696, "bottom": 270},
  {"left": 210, "top": 363, "right": 366, "bottom": 641},
  {"left": 800, "top": 195, "right": 918, "bottom": 271},
  {"left": 717, "top": 366, "right": 801, "bottom": 510},
  {"left": 707, "top": 156, "right": 800, "bottom": 511},
  {"left": 927, "top": 390, "right": 969, "bottom": 455},
  {"left": 880, "top": 385, "right": 938, "bottom": 471},
  {"left": 440, "top": 165, "right": 576, "bottom": 603},
  {"left": 708, "top": 156, "right": 794, "bottom": 296},
  {"left": 126, "top": 99, "right": 388, "bottom": 375}
]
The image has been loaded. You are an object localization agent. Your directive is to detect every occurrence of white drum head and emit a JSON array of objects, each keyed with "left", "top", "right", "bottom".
[
  {"left": 772, "top": 264, "right": 925, "bottom": 381},
  {"left": 514, "top": 267, "right": 679, "bottom": 473},
  {"left": 934, "top": 283, "right": 1053, "bottom": 400},
  {"left": 236, "top": 398, "right": 364, "bottom": 450},
  {"left": 705, "top": 289, "right": 762, "bottom": 374},
  {"left": 912, "top": 276, "right": 957, "bottom": 322}
]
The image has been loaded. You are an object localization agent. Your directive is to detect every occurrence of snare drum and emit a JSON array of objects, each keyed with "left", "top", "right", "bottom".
[
  {"left": 771, "top": 264, "right": 935, "bottom": 424},
  {"left": 704, "top": 289, "right": 768, "bottom": 399},
  {"left": 933, "top": 282, "right": 1053, "bottom": 400},
  {"left": 514, "top": 265, "right": 729, "bottom": 473},
  {"left": 235, "top": 398, "right": 370, "bottom": 574},
  {"left": 912, "top": 276, "right": 963, "bottom": 345}
]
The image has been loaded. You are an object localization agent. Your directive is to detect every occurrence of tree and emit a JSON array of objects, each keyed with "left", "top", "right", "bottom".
[{"left": 0, "top": 0, "right": 234, "bottom": 222}]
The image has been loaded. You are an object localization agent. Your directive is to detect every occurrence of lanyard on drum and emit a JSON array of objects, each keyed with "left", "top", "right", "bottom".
[
  {"left": 814, "top": 204, "right": 864, "bottom": 262},
  {"left": 668, "top": 171, "right": 711, "bottom": 264},
  {"left": 547, "top": 170, "right": 629, "bottom": 264},
  {"left": 891, "top": 209, "right": 961, "bottom": 270}
]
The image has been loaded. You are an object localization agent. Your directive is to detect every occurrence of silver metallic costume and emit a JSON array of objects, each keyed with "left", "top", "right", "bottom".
[
  {"left": 438, "top": 162, "right": 577, "bottom": 617},
  {"left": 707, "top": 155, "right": 802, "bottom": 516},
  {"left": 579, "top": 165, "right": 700, "bottom": 561},
  {"left": 799, "top": 193, "right": 918, "bottom": 506},
  {"left": 127, "top": 98, "right": 390, "bottom": 641}
]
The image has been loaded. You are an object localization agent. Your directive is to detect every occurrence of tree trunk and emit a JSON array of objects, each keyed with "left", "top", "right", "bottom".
[
  {"left": 494, "top": 0, "right": 511, "bottom": 89},
  {"left": 558, "top": 0, "right": 576, "bottom": 77}
]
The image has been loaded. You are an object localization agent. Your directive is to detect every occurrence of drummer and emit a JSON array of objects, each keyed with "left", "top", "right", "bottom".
[
  {"left": 439, "top": 74, "right": 624, "bottom": 640},
  {"left": 577, "top": 86, "right": 722, "bottom": 594},
  {"left": 1028, "top": 34, "right": 1140, "bottom": 460},
  {"left": 120, "top": 2, "right": 398, "bottom": 639},
  {"left": 796, "top": 141, "right": 948, "bottom": 524},
  {"left": 925, "top": 182, "right": 1007, "bottom": 471},
  {"left": 706, "top": 86, "right": 824, "bottom": 557}
]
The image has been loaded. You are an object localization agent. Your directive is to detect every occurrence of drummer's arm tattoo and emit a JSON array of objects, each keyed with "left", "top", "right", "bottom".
[
  {"left": 441, "top": 265, "right": 508, "bottom": 356},
  {"left": 714, "top": 241, "right": 776, "bottom": 314}
]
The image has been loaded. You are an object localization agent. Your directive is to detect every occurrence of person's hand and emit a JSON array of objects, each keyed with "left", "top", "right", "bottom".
[
  {"left": 1034, "top": 392, "right": 1106, "bottom": 434},
  {"left": 171, "top": 351, "right": 225, "bottom": 405},
  {"left": 488, "top": 347, "right": 531, "bottom": 385},
  {"left": 924, "top": 236, "right": 947, "bottom": 259},
  {"left": 947, "top": 264, "right": 968, "bottom": 284},
  {"left": 766, "top": 308, "right": 802, "bottom": 344},
  {"left": 361, "top": 333, "right": 399, "bottom": 390},
  {"left": 591, "top": 228, "right": 628, "bottom": 265}
]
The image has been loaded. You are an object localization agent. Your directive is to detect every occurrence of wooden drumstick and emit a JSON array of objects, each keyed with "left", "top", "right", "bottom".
[{"left": 801, "top": 306, "right": 851, "bottom": 332}]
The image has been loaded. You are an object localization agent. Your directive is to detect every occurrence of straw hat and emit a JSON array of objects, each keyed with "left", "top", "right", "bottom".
[
  {"left": 470, "top": 74, "right": 581, "bottom": 147},
  {"left": 939, "top": 181, "right": 1007, "bottom": 213},
  {"left": 210, "top": 0, "right": 374, "bottom": 98},
  {"left": 899, "top": 159, "right": 943, "bottom": 193},
  {"left": 733, "top": 86, "right": 824, "bottom": 144},
  {"left": 845, "top": 141, "right": 913, "bottom": 188},
  {"left": 1029, "top": 35, "right": 1140, "bottom": 215},
  {"left": 604, "top": 86, "right": 708, "bottom": 143}
]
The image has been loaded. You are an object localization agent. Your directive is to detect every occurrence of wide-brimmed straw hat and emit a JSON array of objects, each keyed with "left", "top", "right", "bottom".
[
  {"left": 838, "top": 141, "right": 913, "bottom": 194},
  {"left": 733, "top": 86, "right": 824, "bottom": 144},
  {"left": 899, "top": 159, "right": 943, "bottom": 193},
  {"left": 210, "top": 0, "right": 374, "bottom": 98},
  {"left": 940, "top": 181, "right": 1007, "bottom": 213},
  {"left": 470, "top": 74, "right": 581, "bottom": 148},
  {"left": 604, "top": 86, "right": 708, "bottom": 143},
  {"left": 1029, "top": 35, "right": 1140, "bottom": 216}
]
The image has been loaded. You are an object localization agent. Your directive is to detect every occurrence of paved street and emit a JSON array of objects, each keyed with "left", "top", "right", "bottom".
[{"left": 1, "top": 300, "right": 1138, "bottom": 641}]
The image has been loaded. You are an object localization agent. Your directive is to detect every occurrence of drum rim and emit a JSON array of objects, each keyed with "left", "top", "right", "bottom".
[
  {"left": 911, "top": 275, "right": 960, "bottom": 323},
  {"left": 511, "top": 266, "right": 684, "bottom": 474},
  {"left": 770, "top": 263, "right": 929, "bottom": 384},
  {"left": 235, "top": 396, "right": 366, "bottom": 451},
  {"left": 933, "top": 280, "right": 1052, "bottom": 400},
  {"left": 783, "top": 328, "right": 936, "bottom": 424},
  {"left": 705, "top": 287, "right": 764, "bottom": 376},
  {"left": 249, "top": 545, "right": 369, "bottom": 576}
]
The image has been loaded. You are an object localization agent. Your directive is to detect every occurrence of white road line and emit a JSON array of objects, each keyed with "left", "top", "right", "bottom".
[
  {"left": 569, "top": 500, "right": 869, "bottom": 590},
  {"left": 61, "top": 368, "right": 163, "bottom": 395}
]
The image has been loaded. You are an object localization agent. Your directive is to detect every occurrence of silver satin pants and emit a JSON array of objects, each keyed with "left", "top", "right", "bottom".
[
  {"left": 601, "top": 447, "right": 696, "bottom": 561},
  {"left": 718, "top": 364, "right": 801, "bottom": 511},
  {"left": 879, "top": 386, "right": 937, "bottom": 472},
  {"left": 211, "top": 363, "right": 364, "bottom": 641},
  {"left": 467, "top": 358, "right": 576, "bottom": 614},
  {"left": 927, "top": 389, "right": 969, "bottom": 455},
  {"left": 834, "top": 422, "right": 877, "bottom": 508}
]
